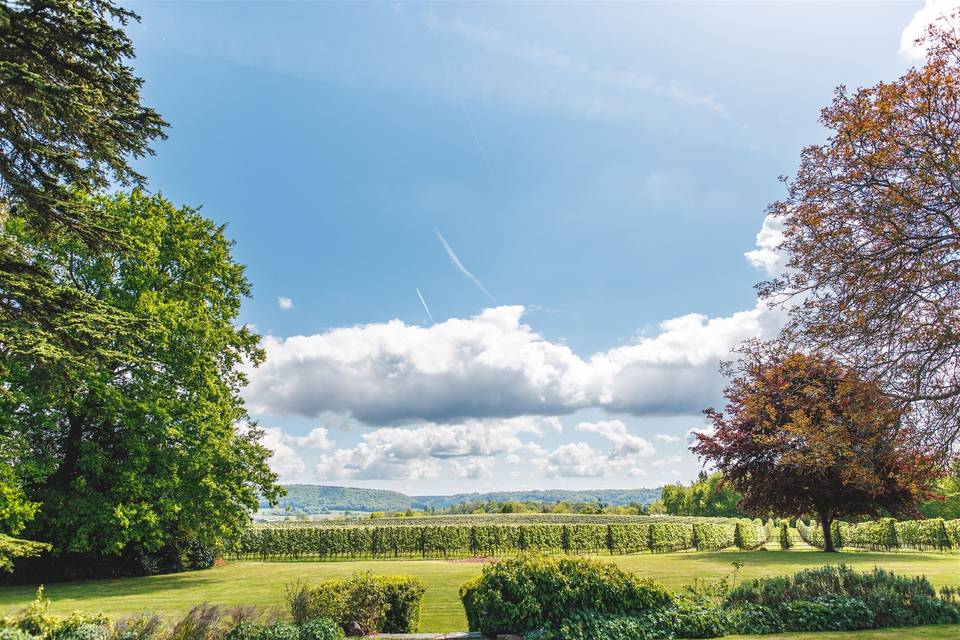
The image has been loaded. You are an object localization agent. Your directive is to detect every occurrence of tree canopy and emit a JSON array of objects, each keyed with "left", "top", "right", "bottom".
[
  {"left": 4, "top": 190, "right": 280, "bottom": 576},
  {"left": 693, "top": 344, "right": 938, "bottom": 551},
  {"left": 651, "top": 472, "right": 745, "bottom": 518},
  {"left": 759, "top": 13, "right": 960, "bottom": 456}
]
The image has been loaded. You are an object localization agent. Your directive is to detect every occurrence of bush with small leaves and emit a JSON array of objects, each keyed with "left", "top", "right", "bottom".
[
  {"left": 459, "top": 555, "right": 673, "bottom": 636},
  {"left": 296, "top": 620, "right": 342, "bottom": 640},
  {"left": 255, "top": 623, "right": 298, "bottom": 640},
  {"left": 727, "top": 604, "right": 785, "bottom": 635},
  {"left": 781, "top": 595, "right": 874, "bottom": 632}
]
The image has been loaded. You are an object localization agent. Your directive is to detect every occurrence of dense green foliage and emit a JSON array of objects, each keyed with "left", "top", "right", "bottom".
[
  {"left": 465, "top": 560, "right": 960, "bottom": 637},
  {"left": 0, "top": 589, "right": 344, "bottom": 640},
  {"left": 727, "top": 565, "right": 960, "bottom": 629},
  {"left": 286, "top": 573, "right": 424, "bottom": 634},
  {"left": 796, "top": 517, "right": 960, "bottom": 552},
  {"left": 5, "top": 191, "right": 280, "bottom": 577},
  {"left": 0, "top": 536, "right": 49, "bottom": 574},
  {"left": 651, "top": 473, "right": 745, "bottom": 518},
  {"left": 459, "top": 555, "right": 674, "bottom": 636},
  {"left": 235, "top": 516, "right": 767, "bottom": 560},
  {"left": 0, "top": 0, "right": 166, "bottom": 558}
]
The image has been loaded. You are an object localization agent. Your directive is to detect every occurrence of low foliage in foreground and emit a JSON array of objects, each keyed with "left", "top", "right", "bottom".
[
  {"left": 460, "top": 555, "right": 960, "bottom": 638},
  {"left": 0, "top": 588, "right": 347, "bottom": 640}
]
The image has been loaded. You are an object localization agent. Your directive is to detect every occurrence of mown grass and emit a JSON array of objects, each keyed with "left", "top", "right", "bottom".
[{"left": 1, "top": 550, "right": 958, "bottom": 637}]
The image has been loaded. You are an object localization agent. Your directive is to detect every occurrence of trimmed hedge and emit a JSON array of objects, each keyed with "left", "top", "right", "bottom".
[
  {"left": 733, "top": 522, "right": 765, "bottom": 550},
  {"left": 693, "top": 523, "right": 736, "bottom": 551},
  {"left": 895, "top": 518, "right": 952, "bottom": 551}
]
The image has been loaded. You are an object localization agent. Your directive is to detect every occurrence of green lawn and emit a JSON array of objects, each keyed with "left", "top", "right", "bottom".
[{"left": 1, "top": 551, "right": 958, "bottom": 637}]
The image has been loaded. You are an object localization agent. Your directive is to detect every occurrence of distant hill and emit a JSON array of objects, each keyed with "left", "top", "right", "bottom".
[
  {"left": 259, "top": 484, "right": 662, "bottom": 515},
  {"left": 259, "top": 484, "right": 416, "bottom": 514},
  {"left": 412, "top": 488, "right": 662, "bottom": 510}
]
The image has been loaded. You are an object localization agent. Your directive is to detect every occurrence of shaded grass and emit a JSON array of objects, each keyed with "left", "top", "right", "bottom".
[{"left": 1, "top": 550, "right": 958, "bottom": 634}]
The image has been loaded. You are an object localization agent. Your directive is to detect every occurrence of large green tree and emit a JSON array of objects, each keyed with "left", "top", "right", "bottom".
[
  {"left": 0, "top": 0, "right": 167, "bottom": 545},
  {"left": 4, "top": 190, "right": 280, "bottom": 575},
  {"left": 652, "top": 472, "right": 745, "bottom": 518}
]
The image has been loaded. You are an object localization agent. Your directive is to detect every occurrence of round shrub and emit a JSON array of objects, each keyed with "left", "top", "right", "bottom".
[
  {"left": 782, "top": 595, "right": 874, "bottom": 632},
  {"left": 727, "top": 604, "right": 785, "bottom": 635},
  {"left": 53, "top": 624, "right": 108, "bottom": 640},
  {"left": 459, "top": 555, "right": 673, "bottom": 636},
  {"left": 297, "top": 619, "right": 343, "bottom": 640}
]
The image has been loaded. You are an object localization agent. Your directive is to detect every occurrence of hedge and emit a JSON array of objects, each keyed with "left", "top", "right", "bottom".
[
  {"left": 734, "top": 521, "right": 766, "bottom": 550},
  {"left": 234, "top": 521, "right": 749, "bottom": 560},
  {"left": 895, "top": 518, "right": 952, "bottom": 551}
]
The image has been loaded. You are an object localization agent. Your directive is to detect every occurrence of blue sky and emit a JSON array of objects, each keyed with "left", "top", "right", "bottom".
[{"left": 125, "top": 1, "right": 936, "bottom": 495}]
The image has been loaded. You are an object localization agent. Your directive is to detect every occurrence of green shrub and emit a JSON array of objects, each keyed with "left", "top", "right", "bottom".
[
  {"left": 727, "top": 604, "right": 785, "bottom": 635},
  {"left": 50, "top": 625, "right": 106, "bottom": 640},
  {"left": 896, "top": 518, "right": 952, "bottom": 551},
  {"left": 255, "top": 623, "right": 298, "bottom": 640},
  {"left": 285, "top": 573, "right": 423, "bottom": 634},
  {"left": 222, "top": 621, "right": 261, "bottom": 640},
  {"left": 531, "top": 610, "right": 670, "bottom": 640},
  {"left": 782, "top": 595, "right": 873, "bottom": 632},
  {"left": 0, "top": 630, "right": 36, "bottom": 640},
  {"left": 296, "top": 620, "right": 341, "bottom": 640},
  {"left": 668, "top": 601, "right": 728, "bottom": 638},
  {"left": 458, "top": 555, "right": 673, "bottom": 636},
  {"left": 376, "top": 576, "right": 425, "bottom": 633}
]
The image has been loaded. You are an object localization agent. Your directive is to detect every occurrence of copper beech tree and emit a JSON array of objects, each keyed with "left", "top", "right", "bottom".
[
  {"left": 759, "top": 13, "right": 960, "bottom": 455},
  {"left": 692, "top": 344, "right": 938, "bottom": 552}
]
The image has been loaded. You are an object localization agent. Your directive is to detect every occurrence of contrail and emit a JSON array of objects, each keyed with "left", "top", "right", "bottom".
[
  {"left": 460, "top": 101, "right": 496, "bottom": 181},
  {"left": 416, "top": 287, "right": 434, "bottom": 324},
  {"left": 435, "top": 228, "right": 495, "bottom": 301}
]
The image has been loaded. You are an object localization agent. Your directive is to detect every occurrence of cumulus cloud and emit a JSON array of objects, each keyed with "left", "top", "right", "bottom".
[
  {"left": 542, "top": 443, "right": 607, "bottom": 478},
  {"left": 278, "top": 296, "right": 294, "bottom": 310},
  {"left": 744, "top": 214, "right": 787, "bottom": 275},
  {"left": 260, "top": 427, "right": 306, "bottom": 481},
  {"left": 900, "top": 0, "right": 960, "bottom": 59},
  {"left": 295, "top": 427, "right": 334, "bottom": 449},
  {"left": 575, "top": 420, "right": 655, "bottom": 459},
  {"left": 453, "top": 458, "right": 494, "bottom": 479},
  {"left": 245, "top": 301, "right": 783, "bottom": 425},
  {"left": 312, "top": 416, "right": 556, "bottom": 481}
]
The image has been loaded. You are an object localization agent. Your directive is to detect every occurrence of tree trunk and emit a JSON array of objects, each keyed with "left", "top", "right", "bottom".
[{"left": 819, "top": 512, "right": 835, "bottom": 552}]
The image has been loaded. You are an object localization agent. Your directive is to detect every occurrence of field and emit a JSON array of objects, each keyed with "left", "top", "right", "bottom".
[{"left": 2, "top": 550, "right": 959, "bottom": 638}]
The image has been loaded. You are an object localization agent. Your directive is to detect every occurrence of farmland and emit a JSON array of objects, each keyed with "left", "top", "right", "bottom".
[{"left": 2, "top": 550, "right": 960, "bottom": 635}]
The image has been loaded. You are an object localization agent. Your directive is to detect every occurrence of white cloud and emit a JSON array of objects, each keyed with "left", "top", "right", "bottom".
[
  {"left": 628, "top": 467, "right": 648, "bottom": 477},
  {"left": 575, "top": 420, "right": 655, "bottom": 459},
  {"left": 654, "top": 433, "right": 681, "bottom": 443},
  {"left": 260, "top": 427, "right": 306, "bottom": 481},
  {"left": 900, "top": 1, "right": 960, "bottom": 59},
  {"left": 295, "top": 427, "right": 335, "bottom": 449},
  {"left": 542, "top": 442, "right": 607, "bottom": 478},
  {"left": 453, "top": 458, "right": 494, "bottom": 479},
  {"left": 312, "top": 416, "right": 555, "bottom": 481},
  {"left": 245, "top": 301, "right": 783, "bottom": 425},
  {"left": 278, "top": 296, "right": 294, "bottom": 310},
  {"left": 744, "top": 214, "right": 787, "bottom": 275}
]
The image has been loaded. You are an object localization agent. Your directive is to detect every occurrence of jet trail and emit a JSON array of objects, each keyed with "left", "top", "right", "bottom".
[
  {"left": 460, "top": 101, "right": 496, "bottom": 181},
  {"left": 416, "top": 287, "right": 434, "bottom": 324},
  {"left": 435, "top": 228, "right": 495, "bottom": 301}
]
